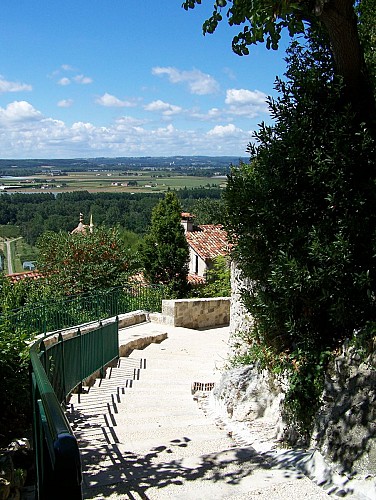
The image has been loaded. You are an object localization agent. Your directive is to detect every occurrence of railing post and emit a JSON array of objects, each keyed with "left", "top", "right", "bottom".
[
  {"left": 58, "top": 332, "right": 67, "bottom": 407},
  {"left": 100, "top": 321, "right": 104, "bottom": 379},
  {"left": 30, "top": 371, "right": 43, "bottom": 500},
  {"left": 40, "top": 340, "right": 47, "bottom": 371},
  {"left": 77, "top": 328, "right": 83, "bottom": 402},
  {"left": 42, "top": 302, "right": 47, "bottom": 336},
  {"left": 52, "top": 433, "right": 82, "bottom": 499}
]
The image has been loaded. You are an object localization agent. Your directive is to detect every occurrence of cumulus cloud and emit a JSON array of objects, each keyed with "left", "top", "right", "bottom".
[
  {"left": 225, "top": 88, "right": 269, "bottom": 117},
  {"left": 152, "top": 66, "right": 219, "bottom": 95},
  {"left": 115, "top": 116, "right": 147, "bottom": 128},
  {"left": 0, "top": 101, "right": 42, "bottom": 123},
  {"left": 73, "top": 74, "right": 93, "bottom": 85},
  {"left": 54, "top": 66, "right": 92, "bottom": 86},
  {"left": 144, "top": 99, "right": 182, "bottom": 116},
  {"left": 0, "top": 100, "right": 253, "bottom": 157},
  {"left": 61, "top": 64, "right": 75, "bottom": 72},
  {"left": 0, "top": 77, "right": 32, "bottom": 93},
  {"left": 58, "top": 77, "right": 71, "bottom": 86},
  {"left": 207, "top": 123, "right": 241, "bottom": 137},
  {"left": 96, "top": 93, "right": 135, "bottom": 108},
  {"left": 57, "top": 99, "right": 73, "bottom": 108},
  {"left": 190, "top": 107, "right": 223, "bottom": 121}
]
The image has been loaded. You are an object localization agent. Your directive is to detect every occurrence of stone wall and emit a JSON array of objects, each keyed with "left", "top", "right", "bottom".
[
  {"left": 150, "top": 297, "right": 230, "bottom": 329},
  {"left": 311, "top": 347, "right": 376, "bottom": 476},
  {"left": 229, "top": 261, "right": 253, "bottom": 335},
  {"left": 209, "top": 346, "right": 376, "bottom": 498}
]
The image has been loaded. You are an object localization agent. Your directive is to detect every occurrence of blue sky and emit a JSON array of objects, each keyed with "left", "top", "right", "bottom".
[{"left": 0, "top": 1, "right": 290, "bottom": 159}]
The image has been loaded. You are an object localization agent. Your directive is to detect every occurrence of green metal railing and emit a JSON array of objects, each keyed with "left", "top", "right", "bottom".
[
  {"left": 1, "top": 283, "right": 164, "bottom": 336},
  {"left": 21, "top": 283, "right": 165, "bottom": 498},
  {"left": 30, "top": 317, "right": 119, "bottom": 499}
]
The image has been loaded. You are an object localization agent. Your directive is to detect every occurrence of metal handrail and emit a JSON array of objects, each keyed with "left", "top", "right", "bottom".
[
  {"left": 30, "top": 317, "right": 119, "bottom": 499},
  {"left": 1, "top": 283, "right": 164, "bottom": 336}
]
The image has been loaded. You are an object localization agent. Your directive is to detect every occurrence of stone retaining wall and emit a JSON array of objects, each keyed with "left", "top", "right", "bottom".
[{"left": 150, "top": 297, "right": 230, "bottom": 329}]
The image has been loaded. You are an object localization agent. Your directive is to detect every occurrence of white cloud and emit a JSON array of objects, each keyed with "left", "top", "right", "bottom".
[
  {"left": 0, "top": 101, "right": 253, "bottom": 157},
  {"left": 0, "top": 101, "right": 42, "bottom": 123},
  {"left": 207, "top": 123, "right": 241, "bottom": 137},
  {"left": 152, "top": 66, "right": 219, "bottom": 95},
  {"left": 57, "top": 99, "right": 74, "bottom": 108},
  {"left": 96, "top": 93, "right": 134, "bottom": 108},
  {"left": 144, "top": 99, "right": 182, "bottom": 116},
  {"left": 73, "top": 74, "right": 93, "bottom": 85},
  {"left": 54, "top": 67, "right": 92, "bottom": 86},
  {"left": 115, "top": 116, "right": 147, "bottom": 128},
  {"left": 225, "top": 88, "right": 268, "bottom": 117},
  {"left": 58, "top": 77, "right": 71, "bottom": 86},
  {"left": 61, "top": 64, "right": 75, "bottom": 72},
  {"left": 0, "top": 77, "right": 32, "bottom": 93},
  {"left": 190, "top": 107, "right": 223, "bottom": 121}
]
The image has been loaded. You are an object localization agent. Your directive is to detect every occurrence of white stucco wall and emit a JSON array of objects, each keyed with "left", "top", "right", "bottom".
[{"left": 188, "top": 247, "right": 207, "bottom": 277}]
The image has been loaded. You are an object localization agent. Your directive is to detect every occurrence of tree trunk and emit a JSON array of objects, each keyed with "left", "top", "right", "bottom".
[{"left": 319, "top": 0, "right": 376, "bottom": 127}]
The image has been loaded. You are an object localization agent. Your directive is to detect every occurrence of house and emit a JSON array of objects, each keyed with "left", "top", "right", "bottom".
[
  {"left": 7, "top": 271, "right": 44, "bottom": 283},
  {"left": 181, "top": 213, "right": 228, "bottom": 282}
]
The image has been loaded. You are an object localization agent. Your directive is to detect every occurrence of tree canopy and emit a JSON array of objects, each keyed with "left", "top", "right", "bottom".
[
  {"left": 37, "top": 225, "right": 134, "bottom": 295},
  {"left": 224, "top": 30, "right": 376, "bottom": 439},
  {"left": 141, "top": 191, "right": 190, "bottom": 297},
  {"left": 183, "top": 0, "right": 376, "bottom": 125}
]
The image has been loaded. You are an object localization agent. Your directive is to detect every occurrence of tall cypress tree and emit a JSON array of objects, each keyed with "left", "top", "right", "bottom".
[{"left": 141, "top": 191, "right": 189, "bottom": 297}]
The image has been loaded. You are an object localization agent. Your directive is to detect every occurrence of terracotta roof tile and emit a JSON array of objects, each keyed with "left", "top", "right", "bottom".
[
  {"left": 187, "top": 273, "right": 206, "bottom": 285},
  {"left": 7, "top": 271, "right": 44, "bottom": 283},
  {"left": 186, "top": 224, "right": 228, "bottom": 261}
]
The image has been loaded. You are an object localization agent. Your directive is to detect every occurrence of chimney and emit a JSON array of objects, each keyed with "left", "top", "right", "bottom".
[{"left": 181, "top": 212, "right": 194, "bottom": 232}]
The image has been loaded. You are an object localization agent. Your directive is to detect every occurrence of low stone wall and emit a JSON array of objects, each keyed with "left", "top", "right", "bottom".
[
  {"left": 117, "top": 310, "right": 148, "bottom": 329},
  {"left": 151, "top": 297, "right": 230, "bottom": 329}
]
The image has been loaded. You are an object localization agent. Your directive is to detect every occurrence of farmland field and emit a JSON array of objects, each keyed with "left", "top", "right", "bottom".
[{"left": 0, "top": 170, "right": 227, "bottom": 194}]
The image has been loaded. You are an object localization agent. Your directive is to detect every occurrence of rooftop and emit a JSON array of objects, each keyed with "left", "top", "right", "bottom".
[
  {"left": 186, "top": 224, "right": 228, "bottom": 261},
  {"left": 7, "top": 271, "right": 44, "bottom": 283}
]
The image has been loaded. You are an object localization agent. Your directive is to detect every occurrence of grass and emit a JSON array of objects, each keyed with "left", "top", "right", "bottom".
[
  {"left": 11, "top": 238, "right": 38, "bottom": 273},
  {"left": 9, "top": 239, "right": 17, "bottom": 273}
]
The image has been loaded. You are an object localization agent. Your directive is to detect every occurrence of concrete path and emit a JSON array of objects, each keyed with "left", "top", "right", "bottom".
[
  {"left": 67, "top": 321, "right": 330, "bottom": 499},
  {"left": 5, "top": 239, "right": 13, "bottom": 274},
  {"left": 4, "top": 236, "right": 22, "bottom": 274}
]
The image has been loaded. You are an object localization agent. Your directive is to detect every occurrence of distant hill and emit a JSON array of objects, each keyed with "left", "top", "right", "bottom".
[{"left": 0, "top": 156, "right": 248, "bottom": 177}]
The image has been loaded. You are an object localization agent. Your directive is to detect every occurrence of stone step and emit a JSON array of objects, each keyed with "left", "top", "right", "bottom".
[{"left": 66, "top": 323, "right": 331, "bottom": 499}]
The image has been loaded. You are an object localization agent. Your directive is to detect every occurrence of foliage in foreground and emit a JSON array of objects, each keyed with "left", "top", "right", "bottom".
[
  {"left": 0, "top": 276, "right": 33, "bottom": 446},
  {"left": 0, "top": 329, "right": 31, "bottom": 447},
  {"left": 225, "top": 33, "right": 376, "bottom": 440}
]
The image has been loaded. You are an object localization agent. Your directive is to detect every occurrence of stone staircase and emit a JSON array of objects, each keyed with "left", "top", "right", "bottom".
[
  {"left": 68, "top": 357, "right": 146, "bottom": 448},
  {"left": 66, "top": 323, "right": 330, "bottom": 499}
]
